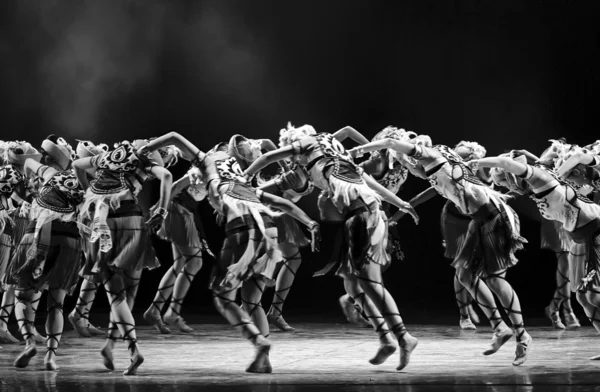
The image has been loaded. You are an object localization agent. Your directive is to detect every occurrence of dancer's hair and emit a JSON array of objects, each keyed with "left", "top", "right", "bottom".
[
  {"left": 454, "top": 141, "right": 487, "bottom": 161},
  {"left": 278, "top": 122, "right": 316, "bottom": 147}
]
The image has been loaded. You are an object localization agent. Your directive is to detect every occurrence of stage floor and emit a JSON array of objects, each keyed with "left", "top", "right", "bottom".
[{"left": 1, "top": 321, "right": 599, "bottom": 392}]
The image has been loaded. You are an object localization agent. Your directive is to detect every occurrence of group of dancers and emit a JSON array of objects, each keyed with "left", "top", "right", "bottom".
[{"left": 0, "top": 125, "right": 598, "bottom": 375}]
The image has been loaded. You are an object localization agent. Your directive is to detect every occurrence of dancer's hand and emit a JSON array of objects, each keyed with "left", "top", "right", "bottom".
[
  {"left": 308, "top": 221, "right": 321, "bottom": 252},
  {"left": 146, "top": 207, "right": 168, "bottom": 233},
  {"left": 388, "top": 210, "right": 405, "bottom": 224},
  {"left": 397, "top": 201, "right": 419, "bottom": 225}
]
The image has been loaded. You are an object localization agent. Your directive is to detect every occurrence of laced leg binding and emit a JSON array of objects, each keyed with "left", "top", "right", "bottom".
[
  {"left": 213, "top": 288, "right": 262, "bottom": 343},
  {"left": 72, "top": 280, "right": 98, "bottom": 324},
  {"left": 484, "top": 271, "right": 524, "bottom": 334},
  {"left": 552, "top": 252, "right": 571, "bottom": 310},
  {"left": 0, "top": 290, "right": 14, "bottom": 328},
  {"left": 356, "top": 275, "right": 406, "bottom": 338},
  {"left": 169, "top": 249, "right": 202, "bottom": 317},
  {"left": 151, "top": 265, "right": 178, "bottom": 315},
  {"left": 15, "top": 290, "right": 34, "bottom": 342},
  {"left": 463, "top": 272, "right": 504, "bottom": 331},
  {"left": 102, "top": 270, "right": 137, "bottom": 343},
  {"left": 353, "top": 291, "right": 391, "bottom": 340},
  {"left": 269, "top": 251, "right": 301, "bottom": 317},
  {"left": 454, "top": 274, "right": 472, "bottom": 319},
  {"left": 45, "top": 290, "right": 64, "bottom": 358}
]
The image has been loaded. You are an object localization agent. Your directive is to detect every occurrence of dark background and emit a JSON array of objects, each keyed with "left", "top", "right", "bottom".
[{"left": 2, "top": 0, "right": 600, "bottom": 324}]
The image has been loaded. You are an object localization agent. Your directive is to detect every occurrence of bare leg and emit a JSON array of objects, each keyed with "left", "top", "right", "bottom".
[
  {"left": 68, "top": 279, "right": 102, "bottom": 337},
  {"left": 14, "top": 289, "right": 37, "bottom": 367},
  {"left": 343, "top": 273, "right": 397, "bottom": 365},
  {"left": 0, "top": 287, "right": 19, "bottom": 343},
  {"left": 28, "top": 290, "right": 46, "bottom": 343},
  {"left": 576, "top": 288, "right": 600, "bottom": 359},
  {"left": 241, "top": 277, "right": 269, "bottom": 337},
  {"left": 267, "top": 244, "right": 301, "bottom": 332},
  {"left": 454, "top": 273, "right": 476, "bottom": 330},
  {"left": 355, "top": 263, "right": 417, "bottom": 371},
  {"left": 163, "top": 245, "right": 203, "bottom": 332},
  {"left": 44, "top": 288, "right": 66, "bottom": 370},
  {"left": 213, "top": 285, "right": 272, "bottom": 373}
]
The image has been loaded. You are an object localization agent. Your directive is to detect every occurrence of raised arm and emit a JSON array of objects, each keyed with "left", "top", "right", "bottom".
[
  {"left": 475, "top": 156, "right": 528, "bottom": 177},
  {"left": 244, "top": 146, "right": 295, "bottom": 178},
  {"left": 72, "top": 157, "right": 94, "bottom": 190},
  {"left": 142, "top": 132, "right": 202, "bottom": 162},
  {"left": 349, "top": 138, "right": 416, "bottom": 158},
  {"left": 556, "top": 152, "right": 597, "bottom": 180},
  {"left": 333, "top": 126, "right": 370, "bottom": 145},
  {"left": 258, "top": 139, "right": 290, "bottom": 170},
  {"left": 258, "top": 191, "right": 321, "bottom": 252},
  {"left": 24, "top": 158, "right": 56, "bottom": 184},
  {"left": 146, "top": 165, "right": 173, "bottom": 232},
  {"left": 362, "top": 173, "right": 419, "bottom": 224},
  {"left": 170, "top": 174, "right": 192, "bottom": 201}
]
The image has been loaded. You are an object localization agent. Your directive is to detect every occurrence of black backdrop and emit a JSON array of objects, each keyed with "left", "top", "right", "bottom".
[{"left": 1, "top": 0, "right": 600, "bottom": 322}]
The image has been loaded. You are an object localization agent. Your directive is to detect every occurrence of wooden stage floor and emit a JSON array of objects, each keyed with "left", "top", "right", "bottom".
[{"left": 1, "top": 320, "right": 599, "bottom": 391}]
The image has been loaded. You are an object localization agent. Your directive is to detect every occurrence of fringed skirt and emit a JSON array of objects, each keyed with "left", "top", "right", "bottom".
[
  {"left": 0, "top": 233, "right": 12, "bottom": 292},
  {"left": 157, "top": 200, "right": 213, "bottom": 255},
  {"left": 313, "top": 201, "right": 389, "bottom": 277},
  {"left": 1, "top": 209, "right": 31, "bottom": 288},
  {"left": 541, "top": 219, "right": 572, "bottom": 253},
  {"left": 440, "top": 200, "right": 471, "bottom": 259},
  {"left": 81, "top": 201, "right": 159, "bottom": 282},
  {"left": 567, "top": 219, "right": 600, "bottom": 293},
  {"left": 451, "top": 201, "right": 526, "bottom": 277},
  {"left": 210, "top": 212, "right": 281, "bottom": 291},
  {"left": 274, "top": 214, "right": 310, "bottom": 247},
  {"left": 9, "top": 220, "right": 82, "bottom": 294}
]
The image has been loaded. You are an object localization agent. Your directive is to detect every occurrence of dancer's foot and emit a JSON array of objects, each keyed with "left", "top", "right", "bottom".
[
  {"left": 246, "top": 336, "right": 272, "bottom": 373},
  {"left": 164, "top": 313, "right": 194, "bottom": 333},
  {"left": 44, "top": 352, "right": 58, "bottom": 371},
  {"left": 459, "top": 317, "right": 477, "bottom": 330},
  {"left": 545, "top": 306, "right": 566, "bottom": 330},
  {"left": 14, "top": 344, "right": 37, "bottom": 368},
  {"left": 562, "top": 311, "right": 581, "bottom": 330},
  {"left": 0, "top": 328, "right": 20, "bottom": 344},
  {"left": 338, "top": 295, "right": 370, "bottom": 327},
  {"left": 512, "top": 332, "right": 532, "bottom": 366},
  {"left": 369, "top": 341, "right": 397, "bottom": 365},
  {"left": 68, "top": 311, "right": 93, "bottom": 338},
  {"left": 124, "top": 346, "right": 144, "bottom": 376},
  {"left": 468, "top": 305, "right": 481, "bottom": 325},
  {"left": 483, "top": 328, "right": 513, "bottom": 356},
  {"left": 397, "top": 333, "right": 418, "bottom": 371},
  {"left": 32, "top": 329, "right": 47, "bottom": 344},
  {"left": 267, "top": 313, "right": 295, "bottom": 332},
  {"left": 143, "top": 309, "right": 171, "bottom": 334},
  {"left": 101, "top": 346, "right": 115, "bottom": 371},
  {"left": 87, "top": 323, "right": 105, "bottom": 336}
]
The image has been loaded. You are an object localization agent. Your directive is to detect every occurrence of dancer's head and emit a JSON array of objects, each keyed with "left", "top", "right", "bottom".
[
  {"left": 278, "top": 122, "right": 316, "bottom": 147},
  {"left": 554, "top": 144, "right": 590, "bottom": 187},
  {"left": 489, "top": 153, "right": 529, "bottom": 194},
  {"left": 41, "top": 135, "right": 75, "bottom": 170},
  {"left": 372, "top": 126, "right": 417, "bottom": 143},
  {"left": 454, "top": 141, "right": 487, "bottom": 161},
  {"left": 5, "top": 141, "right": 42, "bottom": 168},
  {"left": 76, "top": 140, "right": 109, "bottom": 159},
  {"left": 228, "top": 134, "right": 263, "bottom": 169}
]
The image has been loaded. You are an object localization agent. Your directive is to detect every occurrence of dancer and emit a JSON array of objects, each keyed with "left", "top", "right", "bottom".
[
  {"left": 67, "top": 140, "right": 109, "bottom": 337},
  {"left": 0, "top": 141, "right": 49, "bottom": 345},
  {"left": 349, "top": 135, "right": 531, "bottom": 366},
  {"left": 74, "top": 139, "right": 172, "bottom": 375},
  {"left": 138, "top": 132, "right": 321, "bottom": 373},
  {"left": 9, "top": 136, "right": 84, "bottom": 370},
  {"left": 243, "top": 124, "right": 420, "bottom": 371},
  {"left": 478, "top": 150, "right": 600, "bottom": 359},
  {"left": 144, "top": 163, "right": 214, "bottom": 334}
]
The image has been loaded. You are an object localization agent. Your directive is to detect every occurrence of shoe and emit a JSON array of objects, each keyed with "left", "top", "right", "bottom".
[
  {"left": 483, "top": 328, "right": 513, "bottom": 356},
  {"left": 562, "top": 311, "right": 581, "bottom": 330},
  {"left": 68, "top": 312, "right": 92, "bottom": 338},
  {"left": 0, "top": 328, "right": 20, "bottom": 344},
  {"left": 512, "top": 332, "right": 532, "bottom": 366},
  {"left": 396, "top": 333, "right": 418, "bottom": 371},
  {"left": 267, "top": 314, "right": 295, "bottom": 332},
  {"left": 459, "top": 317, "right": 477, "bottom": 330},
  {"left": 87, "top": 323, "right": 105, "bottom": 336},
  {"left": 164, "top": 315, "right": 194, "bottom": 333},
  {"left": 545, "top": 306, "right": 566, "bottom": 330},
  {"left": 143, "top": 309, "right": 171, "bottom": 334},
  {"left": 339, "top": 295, "right": 370, "bottom": 327}
]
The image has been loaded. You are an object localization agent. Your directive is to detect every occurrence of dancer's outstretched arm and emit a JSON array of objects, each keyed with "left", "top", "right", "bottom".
[
  {"left": 363, "top": 173, "right": 419, "bottom": 224},
  {"left": 170, "top": 174, "right": 192, "bottom": 201},
  {"left": 146, "top": 165, "right": 173, "bottom": 232},
  {"left": 141, "top": 132, "right": 202, "bottom": 162},
  {"left": 24, "top": 158, "right": 57, "bottom": 184},
  {"left": 258, "top": 191, "right": 321, "bottom": 252},
  {"left": 476, "top": 156, "right": 528, "bottom": 176},
  {"left": 244, "top": 146, "right": 296, "bottom": 178},
  {"left": 333, "top": 126, "right": 370, "bottom": 145},
  {"left": 389, "top": 187, "right": 438, "bottom": 222},
  {"left": 556, "top": 152, "right": 598, "bottom": 180},
  {"left": 257, "top": 139, "right": 290, "bottom": 170},
  {"left": 349, "top": 138, "right": 417, "bottom": 158}
]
